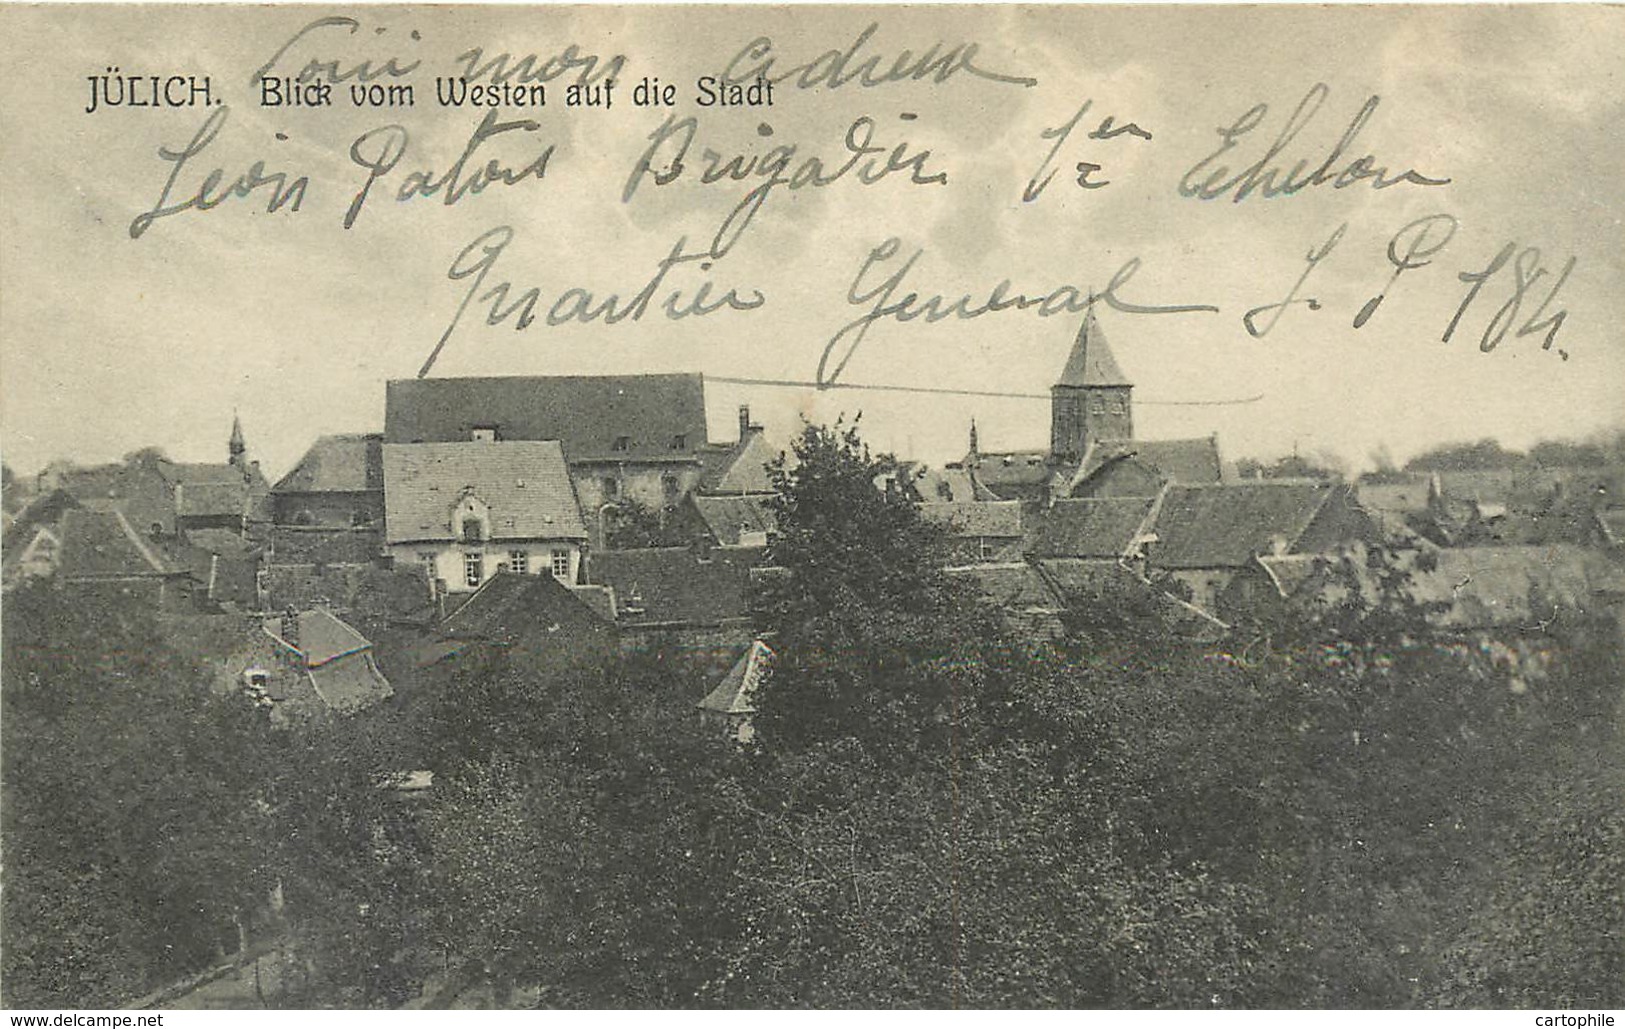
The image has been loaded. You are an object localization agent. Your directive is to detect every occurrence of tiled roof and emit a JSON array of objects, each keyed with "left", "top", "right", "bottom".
[
  {"left": 1147, "top": 481, "right": 1334, "bottom": 569},
  {"left": 384, "top": 374, "right": 709, "bottom": 462},
  {"left": 947, "top": 562, "right": 1063, "bottom": 609},
  {"left": 382, "top": 441, "right": 587, "bottom": 544},
  {"left": 291, "top": 608, "right": 372, "bottom": 667},
  {"left": 438, "top": 571, "right": 615, "bottom": 646},
  {"left": 308, "top": 653, "right": 392, "bottom": 712},
  {"left": 1056, "top": 310, "right": 1131, "bottom": 388},
  {"left": 57, "top": 508, "right": 175, "bottom": 578},
  {"left": 590, "top": 546, "right": 765, "bottom": 626},
  {"left": 273, "top": 434, "right": 384, "bottom": 494},
  {"left": 175, "top": 481, "right": 251, "bottom": 519},
  {"left": 1031, "top": 497, "right": 1157, "bottom": 558},
  {"left": 698, "top": 640, "right": 773, "bottom": 715},
  {"left": 698, "top": 431, "right": 780, "bottom": 494},
  {"left": 917, "top": 500, "right": 1023, "bottom": 538},
  {"left": 1034, "top": 557, "right": 1131, "bottom": 596},
  {"left": 691, "top": 494, "right": 779, "bottom": 546}
]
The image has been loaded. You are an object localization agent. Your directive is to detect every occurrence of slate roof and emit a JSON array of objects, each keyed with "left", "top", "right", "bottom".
[
  {"left": 273, "top": 434, "right": 384, "bottom": 494},
  {"left": 902, "top": 464, "right": 999, "bottom": 503},
  {"left": 1031, "top": 497, "right": 1157, "bottom": 558},
  {"left": 698, "top": 431, "right": 779, "bottom": 494},
  {"left": 699, "top": 640, "right": 774, "bottom": 715},
  {"left": 590, "top": 546, "right": 765, "bottom": 626},
  {"left": 384, "top": 374, "right": 709, "bottom": 463},
  {"left": 1066, "top": 437, "right": 1223, "bottom": 496},
  {"left": 57, "top": 508, "right": 177, "bottom": 578},
  {"left": 1146, "top": 481, "right": 1335, "bottom": 570},
  {"left": 917, "top": 500, "right": 1023, "bottom": 538},
  {"left": 382, "top": 441, "right": 587, "bottom": 544},
  {"left": 691, "top": 494, "right": 779, "bottom": 546},
  {"left": 1056, "top": 310, "right": 1131, "bottom": 388}
]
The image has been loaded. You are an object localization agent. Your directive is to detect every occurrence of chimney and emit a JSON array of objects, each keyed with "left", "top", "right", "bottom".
[
  {"left": 279, "top": 606, "right": 301, "bottom": 650},
  {"left": 738, "top": 405, "right": 753, "bottom": 440}
]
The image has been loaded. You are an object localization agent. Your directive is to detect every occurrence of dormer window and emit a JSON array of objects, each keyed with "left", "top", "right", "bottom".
[
  {"left": 671, "top": 433, "right": 687, "bottom": 450},
  {"left": 462, "top": 519, "right": 486, "bottom": 544},
  {"left": 471, "top": 426, "right": 498, "bottom": 443},
  {"left": 612, "top": 436, "right": 631, "bottom": 452}
]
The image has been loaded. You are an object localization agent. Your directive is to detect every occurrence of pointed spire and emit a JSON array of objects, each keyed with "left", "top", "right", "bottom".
[
  {"left": 229, "top": 412, "right": 246, "bottom": 465},
  {"left": 968, "top": 418, "right": 979, "bottom": 461},
  {"left": 1057, "top": 309, "right": 1131, "bottom": 388}
]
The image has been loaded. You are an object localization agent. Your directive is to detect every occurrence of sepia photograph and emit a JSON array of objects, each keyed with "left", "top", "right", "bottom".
[{"left": 1, "top": 2, "right": 1622, "bottom": 1013}]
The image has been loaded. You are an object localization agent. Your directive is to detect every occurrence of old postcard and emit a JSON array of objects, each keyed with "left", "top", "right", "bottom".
[{"left": 2, "top": 3, "right": 1622, "bottom": 1013}]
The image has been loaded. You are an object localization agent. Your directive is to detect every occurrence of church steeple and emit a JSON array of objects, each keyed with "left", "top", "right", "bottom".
[
  {"left": 1050, "top": 310, "right": 1133, "bottom": 462},
  {"left": 968, "top": 419, "right": 979, "bottom": 462},
  {"left": 229, "top": 413, "right": 247, "bottom": 468}
]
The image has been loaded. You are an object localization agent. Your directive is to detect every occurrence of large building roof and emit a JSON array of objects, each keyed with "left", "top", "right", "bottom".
[
  {"left": 1031, "top": 497, "right": 1157, "bottom": 558},
  {"left": 916, "top": 500, "right": 1024, "bottom": 538},
  {"left": 437, "top": 570, "right": 615, "bottom": 646},
  {"left": 1147, "top": 481, "right": 1335, "bottom": 569},
  {"left": 1056, "top": 310, "right": 1131, "bottom": 389},
  {"left": 273, "top": 434, "right": 384, "bottom": 494},
  {"left": 384, "top": 374, "right": 709, "bottom": 463},
  {"left": 590, "top": 546, "right": 765, "bottom": 626},
  {"left": 57, "top": 508, "right": 177, "bottom": 579},
  {"left": 382, "top": 441, "right": 587, "bottom": 544}
]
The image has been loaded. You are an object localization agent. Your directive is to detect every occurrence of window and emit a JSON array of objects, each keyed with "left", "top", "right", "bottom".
[
  {"left": 418, "top": 551, "right": 437, "bottom": 569},
  {"left": 602, "top": 477, "right": 620, "bottom": 499},
  {"left": 979, "top": 538, "right": 996, "bottom": 561},
  {"left": 351, "top": 509, "right": 372, "bottom": 527},
  {"left": 550, "top": 548, "right": 570, "bottom": 579},
  {"left": 1090, "top": 397, "right": 1104, "bottom": 414},
  {"left": 671, "top": 433, "right": 687, "bottom": 450},
  {"left": 461, "top": 518, "right": 485, "bottom": 544},
  {"left": 509, "top": 550, "right": 529, "bottom": 575},
  {"left": 1110, "top": 400, "right": 1124, "bottom": 415},
  {"left": 471, "top": 426, "right": 498, "bottom": 442},
  {"left": 612, "top": 435, "right": 631, "bottom": 452},
  {"left": 662, "top": 473, "right": 680, "bottom": 499},
  {"left": 464, "top": 553, "right": 483, "bottom": 588}
]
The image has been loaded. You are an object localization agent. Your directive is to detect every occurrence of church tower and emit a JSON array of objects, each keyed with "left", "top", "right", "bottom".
[{"left": 1049, "top": 310, "right": 1133, "bottom": 462}]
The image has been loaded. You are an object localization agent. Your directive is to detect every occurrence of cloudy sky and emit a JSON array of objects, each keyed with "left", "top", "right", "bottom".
[{"left": 2, "top": 4, "right": 1621, "bottom": 480}]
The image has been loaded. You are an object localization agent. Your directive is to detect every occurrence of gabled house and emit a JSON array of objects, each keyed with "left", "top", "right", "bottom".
[
  {"left": 412, "top": 570, "right": 617, "bottom": 669},
  {"left": 384, "top": 374, "right": 712, "bottom": 543},
  {"left": 271, "top": 433, "right": 385, "bottom": 528},
  {"left": 1028, "top": 496, "right": 1159, "bottom": 561},
  {"left": 1140, "top": 480, "right": 1375, "bottom": 610},
  {"left": 683, "top": 493, "right": 779, "bottom": 548},
  {"left": 382, "top": 440, "right": 588, "bottom": 594}
]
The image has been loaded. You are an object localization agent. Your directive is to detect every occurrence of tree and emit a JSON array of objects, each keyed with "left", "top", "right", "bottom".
[
  {"left": 753, "top": 418, "right": 1018, "bottom": 757},
  {"left": 1, "top": 584, "right": 276, "bottom": 1006}
]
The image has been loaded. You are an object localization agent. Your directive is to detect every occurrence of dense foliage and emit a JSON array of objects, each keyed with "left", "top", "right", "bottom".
[{"left": 3, "top": 421, "right": 1620, "bottom": 1008}]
